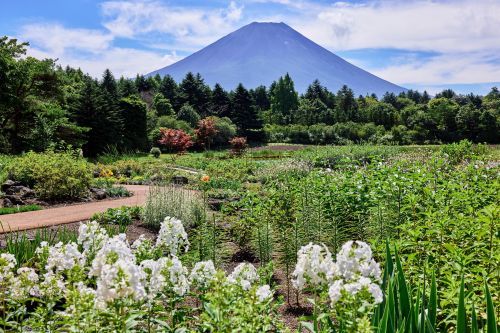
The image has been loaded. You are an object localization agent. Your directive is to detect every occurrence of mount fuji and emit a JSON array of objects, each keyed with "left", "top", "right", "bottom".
[{"left": 148, "top": 22, "right": 406, "bottom": 96}]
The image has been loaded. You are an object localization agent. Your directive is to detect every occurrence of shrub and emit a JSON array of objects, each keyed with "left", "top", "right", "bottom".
[
  {"left": 195, "top": 117, "right": 218, "bottom": 150},
  {"left": 7, "top": 150, "right": 93, "bottom": 200},
  {"left": 143, "top": 185, "right": 205, "bottom": 230},
  {"left": 158, "top": 128, "right": 193, "bottom": 154},
  {"left": 177, "top": 104, "right": 201, "bottom": 127},
  {"left": 229, "top": 137, "right": 248, "bottom": 156},
  {"left": 150, "top": 147, "right": 161, "bottom": 158},
  {"left": 212, "top": 117, "right": 237, "bottom": 147},
  {"left": 91, "top": 206, "right": 141, "bottom": 227}
]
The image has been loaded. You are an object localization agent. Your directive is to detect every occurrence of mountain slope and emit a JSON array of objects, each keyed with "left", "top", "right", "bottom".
[{"left": 148, "top": 22, "right": 406, "bottom": 96}]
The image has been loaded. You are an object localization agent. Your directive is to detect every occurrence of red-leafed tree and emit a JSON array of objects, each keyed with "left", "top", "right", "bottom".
[
  {"left": 229, "top": 136, "right": 248, "bottom": 156},
  {"left": 195, "top": 117, "right": 218, "bottom": 150},
  {"left": 158, "top": 128, "right": 193, "bottom": 155}
]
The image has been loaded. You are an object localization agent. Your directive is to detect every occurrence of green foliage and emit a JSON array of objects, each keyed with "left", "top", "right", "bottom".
[
  {"left": 142, "top": 185, "right": 206, "bottom": 230},
  {"left": 1, "top": 227, "right": 77, "bottom": 267},
  {"left": 7, "top": 150, "right": 93, "bottom": 200},
  {"left": 150, "top": 147, "right": 161, "bottom": 158},
  {"left": 91, "top": 206, "right": 141, "bottom": 231},
  {"left": 177, "top": 103, "right": 201, "bottom": 127},
  {"left": 0, "top": 204, "right": 42, "bottom": 215}
]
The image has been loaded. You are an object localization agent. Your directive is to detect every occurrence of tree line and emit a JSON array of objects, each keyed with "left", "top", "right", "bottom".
[{"left": 1, "top": 36, "right": 498, "bottom": 156}]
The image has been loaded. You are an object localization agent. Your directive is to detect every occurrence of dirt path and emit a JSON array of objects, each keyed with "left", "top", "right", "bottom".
[{"left": 0, "top": 185, "right": 149, "bottom": 233}]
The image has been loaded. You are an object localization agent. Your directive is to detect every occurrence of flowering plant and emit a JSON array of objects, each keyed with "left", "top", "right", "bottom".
[{"left": 292, "top": 241, "right": 383, "bottom": 332}]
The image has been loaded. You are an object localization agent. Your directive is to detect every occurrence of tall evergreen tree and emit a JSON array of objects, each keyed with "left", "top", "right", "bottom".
[
  {"left": 232, "top": 83, "right": 262, "bottom": 136},
  {"left": 120, "top": 95, "right": 148, "bottom": 151},
  {"left": 251, "top": 85, "right": 270, "bottom": 112},
  {"left": 209, "top": 83, "right": 232, "bottom": 117},
  {"left": 159, "top": 75, "right": 179, "bottom": 109},
  {"left": 335, "top": 85, "right": 358, "bottom": 122},
  {"left": 269, "top": 73, "right": 299, "bottom": 125},
  {"left": 117, "top": 77, "right": 137, "bottom": 98},
  {"left": 101, "top": 69, "right": 118, "bottom": 98}
]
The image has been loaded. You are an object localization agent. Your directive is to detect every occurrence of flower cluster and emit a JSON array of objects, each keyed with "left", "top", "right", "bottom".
[
  {"left": 291, "top": 243, "right": 336, "bottom": 290},
  {"left": 292, "top": 241, "right": 382, "bottom": 307},
  {"left": 156, "top": 216, "right": 190, "bottom": 256},
  {"left": 228, "top": 263, "right": 259, "bottom": 290},
  {"left": 0, "top": 217, "right": 278, "bottom": 331},
  {"left": 46, "top": 242, "right": 84, "bottom": 273},
  {"left": 189, "top": 260, "right": 216, "bottom": 289}
]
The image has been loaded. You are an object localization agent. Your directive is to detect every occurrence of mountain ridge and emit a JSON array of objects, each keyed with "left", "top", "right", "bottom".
[{"left": 148, "top": 22, "right": 406, "bottom": 96}]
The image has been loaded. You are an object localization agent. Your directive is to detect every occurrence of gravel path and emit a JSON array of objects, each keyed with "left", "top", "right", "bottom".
[{"left": 0, "top": 185, "right": 149, "bottom": 233}]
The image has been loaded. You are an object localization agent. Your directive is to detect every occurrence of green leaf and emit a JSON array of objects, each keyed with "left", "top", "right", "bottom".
[
  {"left": 428, "top": 271, "right": 438, "bottom": 329},
  {"left": 395, "top": 249, "right": 411, "bottom": 320},
  {"left": 485, "top": 282, "right": 497, "bottom": 333},
  {"left": 300, "top": 321, "right": 316, "bottom": 333},
  {"left": 471, "top": 303, "right": 479, "bottom": 333},
  {"left": 378, "top": 279, "right": 393, "bottom": 333},
  {"left": 457, "top": 275, "right": 466, "bottom": 333}
]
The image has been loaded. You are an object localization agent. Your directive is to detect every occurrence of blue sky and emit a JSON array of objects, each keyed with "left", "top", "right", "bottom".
[{"left": 2, "top": 0, "right": 500, "bottom": 94}]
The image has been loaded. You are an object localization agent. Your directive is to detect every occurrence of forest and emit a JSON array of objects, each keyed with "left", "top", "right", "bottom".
[{"left": 1, "top": 36, "right": 499, "bottom": 157}]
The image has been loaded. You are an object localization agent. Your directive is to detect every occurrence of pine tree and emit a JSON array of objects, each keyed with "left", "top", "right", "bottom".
[
  {"left": 269, "top": 73, "right": 299, "bottom": 125},
  {"left": 232, "top": 83, "right": 262, "bottom": 137},
  {"left": 120, "top": 95, "right": 148, "bottom": 151},
  {"left": 209, "top": 83, "right": 232, "bottom": 117},
  {"left": 159, "top": 75, "right": 179, "bottom": 110}
]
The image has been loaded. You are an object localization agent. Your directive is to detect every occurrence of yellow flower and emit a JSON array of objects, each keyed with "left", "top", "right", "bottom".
[
  {"left": 201, "top": 175, "right": 210, "bottom": 182},
  {"left": 99, "top": 168, "right": 114, "bottom": 178}
]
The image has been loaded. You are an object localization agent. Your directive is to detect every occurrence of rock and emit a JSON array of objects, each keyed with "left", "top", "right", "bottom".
[
  {"left": 3, "top": 194, "right": 25, "bottom": 205},
  {"left": 1, "top": 180, "right": 21, "bottom": 192},
  {"left": 171, "top": 176, "right": 188, "bottom": 185},
  {"left": 4, "top": 198, "right": 13, "bottom": 207},
  {"left": 5, "top": 185, "right": 35, "bottom": 198},
  {"left": 207, "top": 198, "right": 225, "bottom": 211},
  {"left": 90, "top": 188, "right": 107, "bottom": 200}
]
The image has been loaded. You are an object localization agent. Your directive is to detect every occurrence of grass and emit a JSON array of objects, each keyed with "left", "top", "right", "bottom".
[
  {"left": 0, "top": 204, "right": 42, "bottom": 215},
  {"left": 1, "top": 226, "right": 78, "bottom": 267}
]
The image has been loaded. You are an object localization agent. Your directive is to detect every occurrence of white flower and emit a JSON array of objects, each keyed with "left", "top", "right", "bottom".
[
  {"left": 189, "top": 260, "right": 216, "bottom": 289},
  {"left": 328, "top": 280, "right": 344, "bottom": 305},
  {"left": 155, "top": 216, "right": 189, "bottom": 256},
  {"left": 12, "top": 267, "right": 40, "bottom": 299},
  {"left": 336, "top": 241, "right": 381, "bottom": 282},
  {"left": 73, "top": 281, "right": 95, "bottom": 297},
  {"left": 291, "top": 243, "right": 336, "bottom": 290},
  {"left": 150, "top": 256, "right": 190, "bottom": 297},
  {"left": 0, "top": 253, "right": 16, "bottom": 282},
  {"left": 77, "top": 221, "right": 109, "bottom": 260},
  {"left": 228, "top": 263, "right": 258, "bottom": 290},
  {"left": 46, "top": 242, "right": 84, "bottom": 273},
  {"left": 256, "top": 284, "right": 273, "bottom": 302},
  {"left": 368, "top": 283, "right": 383, "bottom": 304},
  {"left": 90, "top": 234, "right": 135, "bottom": 278},
  {"left": 39, "top": 272, "right": 66, "bottom": 298},
  {"left": 95, "top": 258, "right": 146, "bottom": 304}
]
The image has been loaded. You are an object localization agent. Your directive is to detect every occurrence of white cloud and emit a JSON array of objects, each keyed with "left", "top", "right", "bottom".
[
  {"left": 101, "top": 0, "right": 244, "bottom": 49},
  {"left": 292, "top": 0, "right": 500, "bottom": 54},
  {"left": 371, "top": 52, "right": 500, "bottom": 86},
  {"left": 21, "top": 23, "right": 181, "bottom": 78},
  {"left": 21, "top": 24, "right": 113, "bottom": 54}
]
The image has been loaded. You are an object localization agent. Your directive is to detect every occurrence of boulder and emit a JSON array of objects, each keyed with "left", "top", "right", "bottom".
[
  {"left": 1, "top": 180, "right": 21, "bottom": 192},
  {"left": 171, "top": 176, "right": 188, "bottom": 185},
  {"left": 1, "top": 198, "right": 13, "bottom": 208},
  {"left": 90, "top": 187, "right": 107, "bottom": 200},
  {"left": 5, "top": 185, "right": 35, "bottom": 198},
  {"left": 3, "top": 194, "right": 25, "bottom": 205}
]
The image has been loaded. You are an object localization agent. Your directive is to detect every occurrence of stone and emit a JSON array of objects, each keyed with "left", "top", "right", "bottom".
[
  {"left": 5, "top": 185, "right": 35, "bottom": 198},
  {"left": 1, "top": 180, "right": 21, "bottom": 192},
  {"left": 3, "top": 194, "right": 25, "bottom": 205},
  {"left": 90, "top": 188, "right": 107, "bottom": 200},
  {"left": 171, "top": 176, "right": 189, "bottom": 185}
]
